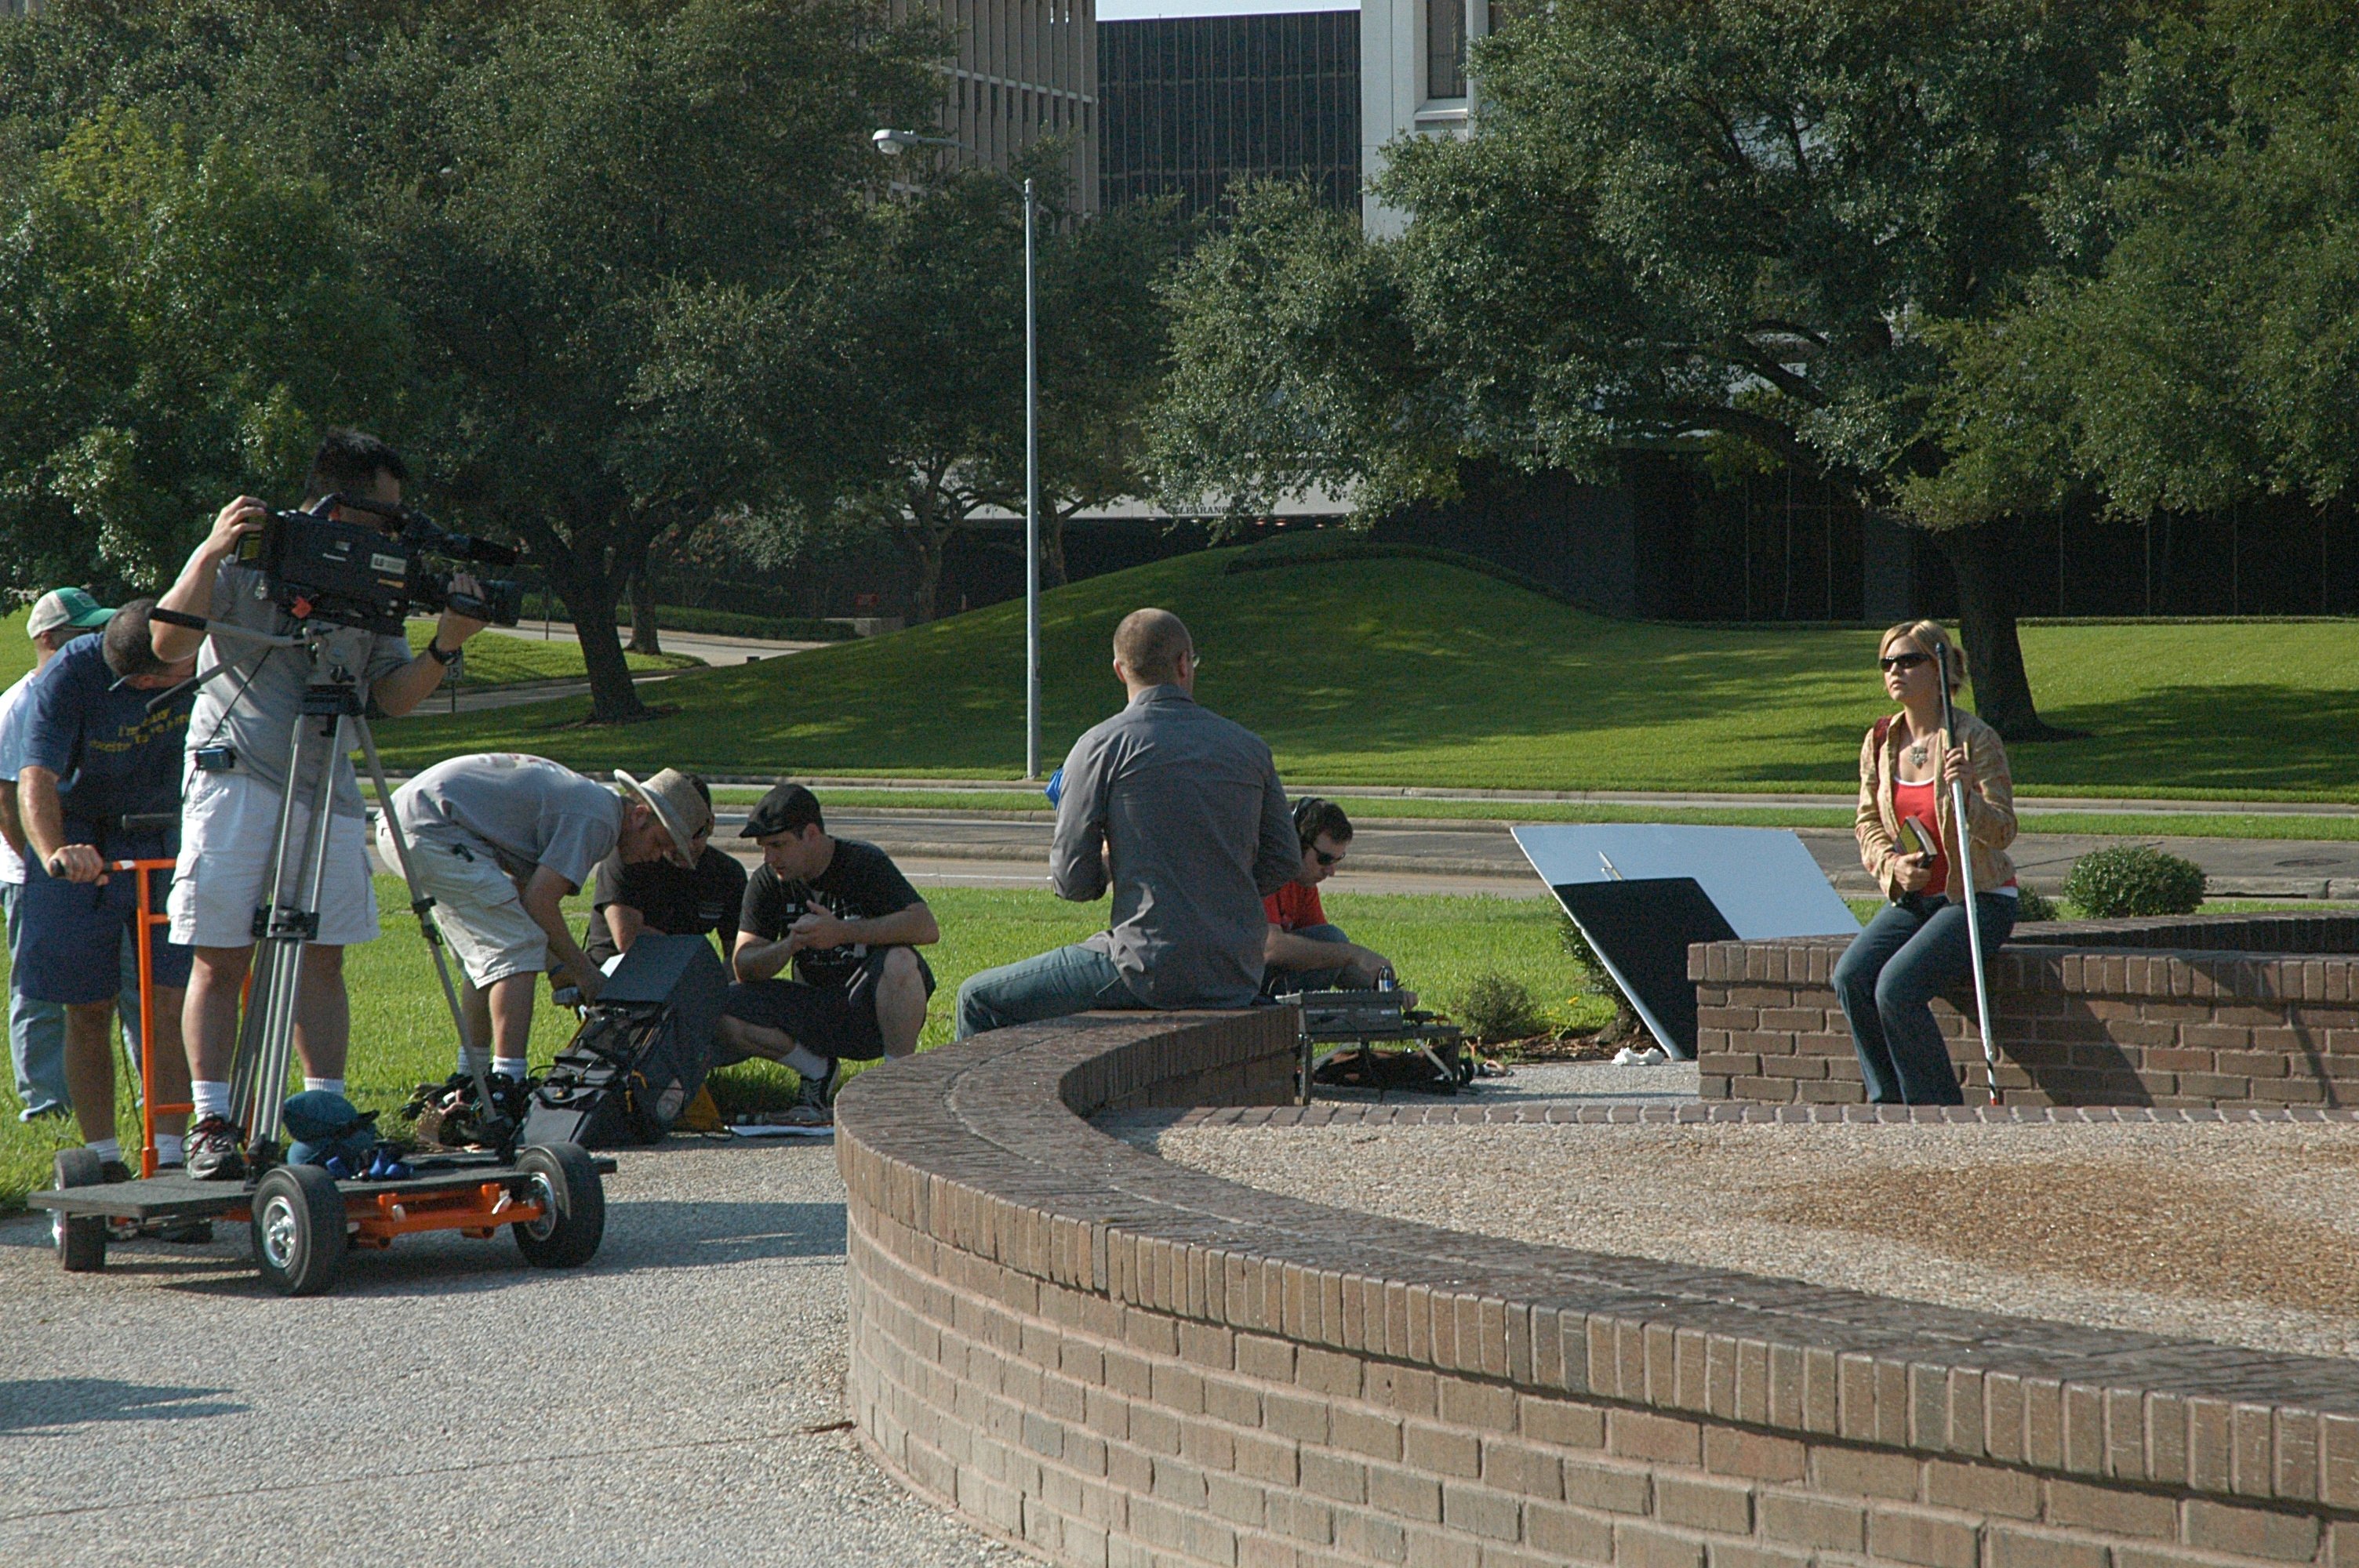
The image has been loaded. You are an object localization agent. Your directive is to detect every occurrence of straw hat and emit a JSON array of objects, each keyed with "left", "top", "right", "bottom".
[{"left": 612, "top": 768, "right": 707, "bottom": 869}]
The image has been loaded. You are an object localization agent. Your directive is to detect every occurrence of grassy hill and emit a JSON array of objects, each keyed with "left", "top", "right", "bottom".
[{"left": 363, "top": 544, "right": 2359, "bottom": 800}]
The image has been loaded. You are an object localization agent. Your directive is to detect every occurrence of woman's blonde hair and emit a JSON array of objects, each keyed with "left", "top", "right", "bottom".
[{"left": 1879, "top": 619, "right": 1967, "bottom": 692}]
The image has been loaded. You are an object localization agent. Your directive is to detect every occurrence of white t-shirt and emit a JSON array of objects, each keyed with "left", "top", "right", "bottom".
[{"left": 0, "top": 670, "right": 37, "bottom": 884}]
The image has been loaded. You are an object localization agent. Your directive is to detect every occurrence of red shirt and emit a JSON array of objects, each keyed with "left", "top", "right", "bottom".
[
  {"left": 1892, "top": 778, "right": 1947, "bottom": 894},
  {"left": 1264, "top": 880, "right": 1325, "bottom": 931}
]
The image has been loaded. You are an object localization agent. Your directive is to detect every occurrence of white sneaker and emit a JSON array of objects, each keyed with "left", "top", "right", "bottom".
[
  {"left": 1637, "top": 1045, "right": 1670, "bottom": 1065},
  {"left": 1611, "top": 1045, "right": 1645, "bottom": 1065}
]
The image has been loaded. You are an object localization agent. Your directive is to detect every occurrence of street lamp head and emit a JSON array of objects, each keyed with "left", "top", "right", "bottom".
[{"left": 873, "top": 127, "right": 914, "bottom": 155}]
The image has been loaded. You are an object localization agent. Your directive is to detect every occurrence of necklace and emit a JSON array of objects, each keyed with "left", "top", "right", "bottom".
[{"left": 1907, "top": 740, "right": 1928, "bottom": 767}]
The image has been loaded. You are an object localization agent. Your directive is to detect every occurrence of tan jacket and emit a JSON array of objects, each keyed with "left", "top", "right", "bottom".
[{"left": 1856, "top": 706, "right": 2017, "bottom": 902}]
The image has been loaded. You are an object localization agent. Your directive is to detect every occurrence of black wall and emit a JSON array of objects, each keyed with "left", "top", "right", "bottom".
[{"left": 1099, "top": 9, "right": 1361, "bottom": 219}]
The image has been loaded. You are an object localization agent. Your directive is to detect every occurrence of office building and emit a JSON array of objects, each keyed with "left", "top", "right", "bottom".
[
  {"left": 897, "top": 0, "right": 1100, "bottom": 211},
  {"left": 1361, "top": 0, "right": 1502, "bottom": 232},
  {"left": 1099, "top": 5, "right": 1359, "bottom": 218}
]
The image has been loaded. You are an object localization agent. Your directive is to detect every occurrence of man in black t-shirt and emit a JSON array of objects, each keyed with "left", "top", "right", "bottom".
[{"left": 719, "top": 782, "right": 939, "bottom": 1124}]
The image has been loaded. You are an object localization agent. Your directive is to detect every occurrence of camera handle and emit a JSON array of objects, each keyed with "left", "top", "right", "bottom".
[{"left": 150, "top": 609, "right": 500, "bottom": 1158}]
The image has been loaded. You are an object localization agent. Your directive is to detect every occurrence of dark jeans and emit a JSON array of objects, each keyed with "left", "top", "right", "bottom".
[
  {"left": 1261, "top": 923, "right": 1358, "bottom": 996},
  {"left": 1833, "top": 893, "right": 2018, "bottom": 1105}
]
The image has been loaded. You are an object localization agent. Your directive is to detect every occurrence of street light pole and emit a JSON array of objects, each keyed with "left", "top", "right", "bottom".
[
  {"left": 874, "top": 127, "right": 1045, "bottom": 779},
  {"left": 1023, "top": 176, "right": 1040, "bottom": 781}
]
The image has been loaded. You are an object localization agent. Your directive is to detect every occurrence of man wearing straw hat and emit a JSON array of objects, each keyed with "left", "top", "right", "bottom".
[{"left": 380, "top": 754, "right": 700, "bottom": 1102}]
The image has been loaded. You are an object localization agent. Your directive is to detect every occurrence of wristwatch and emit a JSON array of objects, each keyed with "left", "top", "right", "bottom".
[{"left": 424, "top": 640, "right": 460, "bottom": 666}]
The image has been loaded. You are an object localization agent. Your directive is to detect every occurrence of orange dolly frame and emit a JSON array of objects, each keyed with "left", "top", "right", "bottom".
[{"left": 27, "top": 858, "right": 612, "bottom": 1296}]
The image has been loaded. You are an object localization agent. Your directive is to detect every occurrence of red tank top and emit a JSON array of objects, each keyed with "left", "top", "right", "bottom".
[{"left": 1892, "top": 777, "right": 1946, "bottom": 892}]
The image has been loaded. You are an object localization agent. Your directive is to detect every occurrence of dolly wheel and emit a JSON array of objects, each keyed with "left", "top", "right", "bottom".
[
  {"left": 250, "top": 1164, "right": 346, "bottom": 1297},
  {"left": 53, "top": 1148, "right": 107, "bottom": 1274},
  {"left": 514, "top": 1142, "right": 604, "bottom": 1269}
]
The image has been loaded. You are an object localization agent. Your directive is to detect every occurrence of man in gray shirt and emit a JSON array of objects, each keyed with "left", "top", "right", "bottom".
[
  {"left": 153, "top": 431, "right": 495, "bottom": 1178},
  {"left": 955, "top": 608, "right": 1296, "bottom": 1038},
  {"left": 385, "top": 755, "right": 702, "bottom": 1091}
]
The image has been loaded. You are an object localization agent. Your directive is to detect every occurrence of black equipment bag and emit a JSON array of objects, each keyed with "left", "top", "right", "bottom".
[{"left": 524, "top": 935, "right": 729, "bottom": 1148}]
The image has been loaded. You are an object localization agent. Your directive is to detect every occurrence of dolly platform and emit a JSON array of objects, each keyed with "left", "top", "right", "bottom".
[{"left": 30, "top": 1142, "right": 613, "bottom": 1297}]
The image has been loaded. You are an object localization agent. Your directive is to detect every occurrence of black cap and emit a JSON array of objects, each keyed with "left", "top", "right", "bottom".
[{"left": 740, "top": 782, "right": 823, "bottom": 838}]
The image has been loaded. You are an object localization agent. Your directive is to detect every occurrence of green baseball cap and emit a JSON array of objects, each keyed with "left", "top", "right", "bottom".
[{"left": 26, "top": 587, "right": 114, "bottom": 638}]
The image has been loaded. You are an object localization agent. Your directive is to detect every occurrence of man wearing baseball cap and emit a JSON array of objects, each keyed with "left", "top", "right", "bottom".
[
  {"left": 717, "top": 782, "right": 938, "bottom": 1127},
  {"left": 0, "top": 589, "right": 124, "bottom": 1121},
  {"left": 355, "top": 754, "right": 696, "bottom": 1160}
]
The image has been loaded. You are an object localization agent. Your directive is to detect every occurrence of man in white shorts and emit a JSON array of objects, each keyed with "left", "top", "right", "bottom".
[
  {"left": 151, "top": 431, "right": 494, "bottom": 1180},
  {"left": 383, "top": 756, "right": 700, "bottom": 1088}
]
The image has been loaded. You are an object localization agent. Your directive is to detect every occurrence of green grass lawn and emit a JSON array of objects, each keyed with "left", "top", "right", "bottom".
[
  {"left": 372, "top": 546, "right": 2359, "bottom": 801},
  {"left": 405, "top": 622, "right": 700, "bottom": 684},
  {"left": 0, "top": 882, "right": 1594, "bottom": 1211}
]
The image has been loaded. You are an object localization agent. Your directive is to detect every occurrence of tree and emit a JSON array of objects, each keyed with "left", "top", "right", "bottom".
[
  {"left": 325, "top": 0, "right": 943, "bottom": 719},
  {"left": 1151, "top": 1, "right": 2159, "bottom": 739},
  {"left": 0, "top": 105, "right": 406, "bottom": 591},
  {"left": 1909, "top": 3, "right": 2359, "bottom": 544}
]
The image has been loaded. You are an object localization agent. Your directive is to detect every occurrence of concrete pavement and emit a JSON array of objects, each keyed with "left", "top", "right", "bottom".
[
  {"left": 725, "top": 809, "right": 2359, "bottom": 902},
  {"left": 0, "top": 1141, "right": 1016, "bottom": 1568}
]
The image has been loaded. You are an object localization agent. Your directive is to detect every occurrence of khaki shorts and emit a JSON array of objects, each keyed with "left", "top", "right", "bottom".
[
  {"left": 378, "top": 818, "right": 545, "bottom": 989},
  {"left": 168, "top": 769, "right": 382, "bottom": 948}
]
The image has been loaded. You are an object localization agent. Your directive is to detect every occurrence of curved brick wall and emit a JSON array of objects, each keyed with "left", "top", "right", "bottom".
[
  {"left": 1694, "top": 915, "right": 2359, "bottom": 1109},
  {"left": 837, "top": 1007, "right": 2359, "bottom": 1568}
]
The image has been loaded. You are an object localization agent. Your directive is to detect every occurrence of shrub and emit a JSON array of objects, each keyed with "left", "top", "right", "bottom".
[
  {"left": 1452, "top": 971, "right": 1550, "bottom": 1042},
  {"left": 2062, "top": 845, "right": 2206, "bottom": 918},
  {"left": 2013, "top": 886, "right": 2059, "bottom": 922},
  {"left": 1556, "top": 911, "right": 1642, "bottom": 1042}
]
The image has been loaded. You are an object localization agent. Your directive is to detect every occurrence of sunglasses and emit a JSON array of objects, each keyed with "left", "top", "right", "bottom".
[
  {"left": 1879, "top": 652, "right": 1931, "bottom": 673},
  {"left": 1311, "top": 847, "right": 1343, "bottom": 866}
]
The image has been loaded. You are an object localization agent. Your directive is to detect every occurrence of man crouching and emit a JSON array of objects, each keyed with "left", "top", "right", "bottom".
[{"left": 717, "top": 783, "right": 938, "bottom": 1127}]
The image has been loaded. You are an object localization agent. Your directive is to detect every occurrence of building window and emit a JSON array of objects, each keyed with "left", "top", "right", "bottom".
[{"left": 1427, "top": 0, "right": 1465, "bottom": 100}]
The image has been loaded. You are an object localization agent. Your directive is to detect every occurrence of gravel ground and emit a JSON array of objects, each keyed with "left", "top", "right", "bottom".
[
  {"left": 1152, "top": 1112, "right": 2359, "bottom": 1363},
  {"left": 0, "top": 1141, "right": 1017, "bottom": 1568}
]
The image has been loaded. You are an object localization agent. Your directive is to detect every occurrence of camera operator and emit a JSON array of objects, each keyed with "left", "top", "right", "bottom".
[{"left": 151, "top": 430, "right": 495, "bottom": 1181}]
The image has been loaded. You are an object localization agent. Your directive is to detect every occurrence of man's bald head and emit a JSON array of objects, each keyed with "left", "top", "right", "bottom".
[{"left": 1113, "top": 608, "right": 1194, "bottom": 688}]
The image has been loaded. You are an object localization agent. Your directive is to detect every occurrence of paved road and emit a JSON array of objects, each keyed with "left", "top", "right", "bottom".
[
  {"left": 436, "top": 625, "right": 823, "bottom": 714},
  {"left": 725, "top": 810, "right": 2359, "bottom": 902},
  {"left": 0, "top": 1142, "right": 1016, "bottom": 1568}
]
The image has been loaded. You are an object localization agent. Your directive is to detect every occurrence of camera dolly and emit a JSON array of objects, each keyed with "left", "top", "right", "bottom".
[{"left": 27, "top": 608, "right": 611, "bottom": 1295}]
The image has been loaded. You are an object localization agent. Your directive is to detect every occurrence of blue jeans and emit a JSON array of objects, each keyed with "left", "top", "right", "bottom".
[
  {"left": 1834, "top": 893, "right": 2018, "bottom": 1105},
  {"left": 954, "top": 944, "right": 1145, "bottom": 1040},
  {"left": 1261, "top": 923, "right": 1358, "bottom": 996},
  {"left": 3, "top": 879, "right": 144, "bottom": 1120}
]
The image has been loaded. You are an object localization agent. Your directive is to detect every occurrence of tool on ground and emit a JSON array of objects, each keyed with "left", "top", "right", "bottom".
[{"left": 1937, "top": 643, "right": 2002, "bottom": 1105}]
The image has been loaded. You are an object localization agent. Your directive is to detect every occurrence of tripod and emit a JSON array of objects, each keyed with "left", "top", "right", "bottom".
[{"left": 147, "top": 610, "right": 501, "bottom": 1166}]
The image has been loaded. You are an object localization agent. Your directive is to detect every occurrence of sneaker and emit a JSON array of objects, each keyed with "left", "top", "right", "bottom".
[
  {"left": 156, "top": 1219, "right": 214, "bottom": 1245},
  {"left": 186, "top": 1115, "right": 247, "bottom": 1182},
  {"left": 99, "top": 1159, "right": 133, "bottom": 1184},
  {"left": 786, "top": 1058, "right": 839, "bottom": 1127}
]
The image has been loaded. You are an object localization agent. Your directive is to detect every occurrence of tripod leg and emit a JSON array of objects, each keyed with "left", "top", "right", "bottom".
[
  {"left": 240, "top": 705, "right": 343, "bottom": 1150},
  {"left": 353, "top": 715, "right": 499, "bottom": 1121}
]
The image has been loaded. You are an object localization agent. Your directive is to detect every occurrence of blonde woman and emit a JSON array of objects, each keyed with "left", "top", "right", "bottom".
[{"left": 1833, "top": 620, "right": 2019, "bottom": 1105}]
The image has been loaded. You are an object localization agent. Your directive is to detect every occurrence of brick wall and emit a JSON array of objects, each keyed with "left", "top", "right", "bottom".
[
  {"left": 836, "top": 1007, "right": 2359, "bottom": 1568},
  {"left": 1692, "top": 916, "right": 2359, "bottom": 1108}
]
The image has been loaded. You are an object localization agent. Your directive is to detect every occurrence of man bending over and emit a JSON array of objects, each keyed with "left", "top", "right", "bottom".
[
  {"left": 718, "top": 783, "right": 938, "bottom": 1127},
  {"left": 384, "top": 757, "right": 696, "bottom": 1093},
  {"left": 1261, "top": 796, "right": 1408, "bottom": 999},
  {"left": 955, "top": 608, "right": 1296, "bottom": 1037}
]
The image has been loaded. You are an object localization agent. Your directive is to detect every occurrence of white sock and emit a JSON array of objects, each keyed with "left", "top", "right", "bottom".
[
  {"left": 785, "top": 1045, "right": 829, "bottom": 1082},
  {"left": 86, "top": 1137, "right": 121, "bottom": 1163},
  {"left": 154, "top": 1134, "right": 184, "bottom": 1166},
  {"left": 493, "top": 1057, "right": 527, "bottom": 1081},
  {"left": 302, "top": 1077, "right": 345, "bottom": 1098},
  {"left": 191, "top": 1080, "right": 231, "bottom": 1120}
]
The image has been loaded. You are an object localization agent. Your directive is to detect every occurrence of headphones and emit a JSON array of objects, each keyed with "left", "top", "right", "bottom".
[{"left": 1292, "top": 795, "right": 1328, "bottom": 847}]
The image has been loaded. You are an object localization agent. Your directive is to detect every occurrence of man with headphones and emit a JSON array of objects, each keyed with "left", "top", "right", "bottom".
[{"left": 1262, "top": 797, "right": 1408, "bottom": 999}]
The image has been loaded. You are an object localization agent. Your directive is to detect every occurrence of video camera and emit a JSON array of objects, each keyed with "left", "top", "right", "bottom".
[{"left": 233, "top": 496, "right": 525, "bottom": 637}]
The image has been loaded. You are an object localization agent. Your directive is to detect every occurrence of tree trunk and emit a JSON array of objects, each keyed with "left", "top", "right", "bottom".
[
  {"left": 537, "top": 543, "right": 649, "bottom": 724},
  {"left": 1041, "top": 510, "right": 1070, "bottom": 588},
  {"left": 1932, "top": 521, "right": 2081, "bottom": 743},
  {"left": 626, "top": 551, "right": 662, "bottom": 656},
  {"left": 907, "top": 536, "right": 945, "bottom": 623}
]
